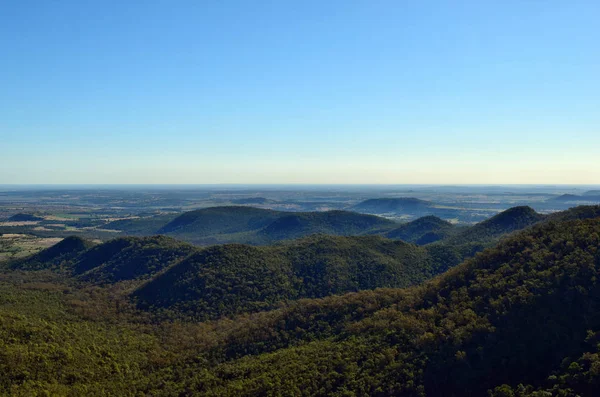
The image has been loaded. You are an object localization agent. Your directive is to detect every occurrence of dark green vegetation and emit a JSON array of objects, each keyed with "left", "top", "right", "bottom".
[
  {"left": 545, "top": 205, "right": 600, "bottom": 223},
  {"left": 12, "top": 235, "right": 196, "bottom": 285},
  {"left": 384, "top": 215, "right": 456, "bottom": 244},
  {"left": 103, "top": 214, "right": 178, "bottom": 235},
  {"left": 156, "top": 206, "right": 397, "bottom": 245},
  {"left": 98, "top": 205, "right": 544, "bottom": 247},
  {"left": 12, "top": 205, "right": 600, "bottom": 322},
  {"left": 134, "top": 235, "right": 450, "bottom": 320},
  {"left": 443, "top": 205, "right": 543, "bottom": 245},
  {"left": 13, "top": 233, "right": 458, "bottom": 321},
  {"left": 99, "top": 206, "right": 399, "bottom": 245},
  {"left": 2, "top": 205, "right": 600, "bottom": 395},
  {"left": 7, "top": 213, "right": 45, "bottom": 221},
  {"left": 9, "top": 236, "right": 94, "bottom": 271},
  {"left": 352, "top": 197, "right": 433, "bottom": 214}
]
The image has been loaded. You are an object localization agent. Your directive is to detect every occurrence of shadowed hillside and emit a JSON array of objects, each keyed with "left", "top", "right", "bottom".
[
  {"left": 2, "top": 207, "right": 600, "bottom": 395},
  {"left": 385, "top": 215, "right": 456, "bottom": 244},
  {"left": 10, "top": 235, "right": 195, "bottom": 284},
  {"left": 259, "top": 210, "right": 395, "bottom": 241},
  {"left": 445, "top": 206, "right": 543, "bottom": 244},
  {"left": 191, "top": 216, "right": 600, "bottom": 396},
  {"left": 76, "top": 236, "right": 196, "bottom": 284},
  {"left": 133, "top": 235, "right": 442, "bottom": 320},
  {"left": 9, "top": 236, "right": 95, "bottom": 271},
  {"left": 103, "top": 214, "right": 178, "bottom": 235},
  {"left": 157, "top": 206, "right": 397, "bottom": 245},
  {"left": 8, "top": 213, "right": 45, "bottom": 222}
]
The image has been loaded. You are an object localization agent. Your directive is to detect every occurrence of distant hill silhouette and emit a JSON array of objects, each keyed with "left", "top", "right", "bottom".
[
  {"left": 351, "top": 197, "right": 432, "bottom": 214},
  {"left": 157, "top": 206, "right": 281, "bottom": 235},
  {"left": 549, "top": 193, "right": 584, "bottom": 202},
  {"left": 8, "top": 213, "right": 45, "bottom": 222},
  {"left": 157, "top": 206, "right": 396, "bottom": 245},
  {"left": 548, "top": 193, "right": 600, "bottom": 203},
  {"left": 231, "top": 197, "right": 274, "bottom": 205}
]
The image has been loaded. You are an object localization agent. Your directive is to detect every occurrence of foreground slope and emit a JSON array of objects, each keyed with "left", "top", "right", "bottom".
[{"left": 196, "top": 217, "right": 600, "bottom": 396}]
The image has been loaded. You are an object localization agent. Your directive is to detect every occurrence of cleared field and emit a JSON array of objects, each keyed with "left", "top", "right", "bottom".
[
  {"left": 0, "top": 235, "right": 62, "bottom": 262},
  {"left": 0, "top": 221, "right": 40, "bottom": 227}
]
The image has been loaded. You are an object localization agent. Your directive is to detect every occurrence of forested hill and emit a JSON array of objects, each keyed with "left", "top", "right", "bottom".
[
  {"left": 103, "top": 204, "right": 557, "bottom": 247},
  {"left": 11, "top": 205, "right": 600, "bottom": 322},
  {"left": 156, "top": 206, "right": 397, "bottom": 245},
  {"left": 11, "top": 232, "right": 459, "bottom": 320},
  {"left": 8, "top": 212, "right": 45, "bottom": 222},
  {"left": 9, "top": 235, "right": 95, "bottom": 271},
  {"left": 384, "top": 215, "right": 455, "bottom": 244},
  {"left": 183, "top": 216, "right": 600, "bottom": 396},
  {"left": 2, "top": 208, "right": 600, "bottom": 395},
  {"left": 133, "top": 235, "right": 444, "bottom": 320},
  {"left": 444, "top": 205, "right": 544, "bottom": 244},
  {"left": 11, "top": 235, "right": 196, "bottom": 284}
]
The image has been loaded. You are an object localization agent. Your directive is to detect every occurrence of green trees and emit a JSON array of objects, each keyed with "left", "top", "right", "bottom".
[
  {"left": 133, "top": 235, "right": 439, "bottom": 320},
  {"left": 3, "top": 206, "right": 600, "bottom": 395}
]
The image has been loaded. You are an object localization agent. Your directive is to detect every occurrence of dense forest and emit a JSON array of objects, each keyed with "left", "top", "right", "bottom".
[
  {"left": 1, "top": 205, "right": 600, "bottom": 395},
  {"left": 87, "top": 204, "right": 576, "bottom": 247},
  {"left": 12, "top": 233, "right": 461, "bottom": 321},
  {"left": 105, "top": 206, "right": 397, "bottom": 245}
]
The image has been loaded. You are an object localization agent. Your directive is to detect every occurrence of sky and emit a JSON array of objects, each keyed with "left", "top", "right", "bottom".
[{"left": 1, "top": 0, "right": 599, "bottom": 184}]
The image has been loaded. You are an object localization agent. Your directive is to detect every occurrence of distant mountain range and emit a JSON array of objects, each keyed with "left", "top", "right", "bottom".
[
  {"left": 548, "top": 193, "right": 600, "bottom": 202},
  {"left": 103, "top": 203, "right": 578, "bottom": 247},
  {"left": 108, "top": 206, "right": 396, "bottom": 245}
]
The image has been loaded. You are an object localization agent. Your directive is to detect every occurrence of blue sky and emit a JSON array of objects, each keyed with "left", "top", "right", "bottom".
[{"left": 1, "top": 0, "right": 599, "bottom": 184}]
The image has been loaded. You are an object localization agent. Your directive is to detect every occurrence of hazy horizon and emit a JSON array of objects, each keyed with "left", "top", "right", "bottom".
[{"left": 2, "top": 1, "right": 599, "bottom": 184}]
